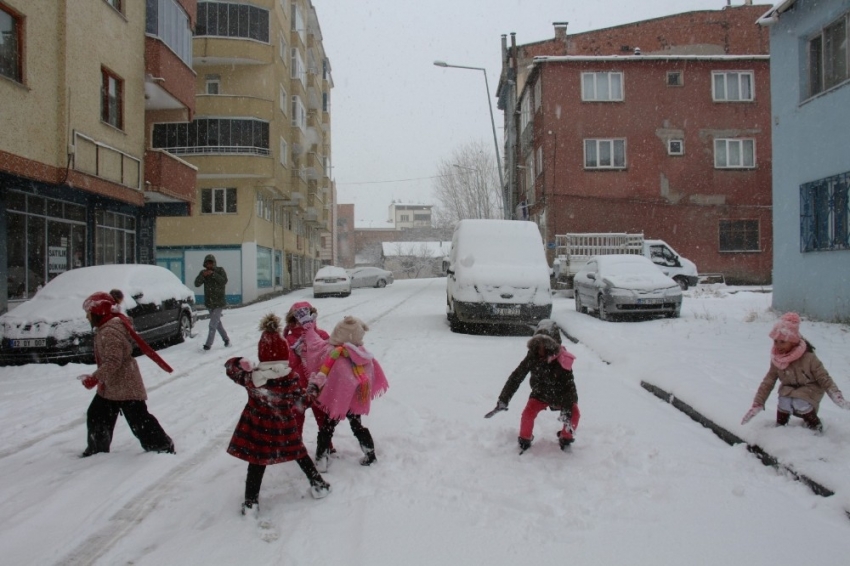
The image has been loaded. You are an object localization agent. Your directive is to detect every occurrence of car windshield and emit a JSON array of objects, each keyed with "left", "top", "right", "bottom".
[{"left": 599, "top": 258, "right": 659, "bottom": 276}]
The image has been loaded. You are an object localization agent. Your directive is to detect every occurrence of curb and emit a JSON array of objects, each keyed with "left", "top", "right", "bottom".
[{"left": 640, "top": 381, "right": 848, "bottom": 515}]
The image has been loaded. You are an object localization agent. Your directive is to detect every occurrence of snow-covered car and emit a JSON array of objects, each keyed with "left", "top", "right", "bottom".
[
  {"left": 313, "top": 266, "right": 352, "bottom": 298},
  {"left": 346, "top": 267, "right": 394, "bottom": 288},
  {"left": 574, "top": 255, "right": 682, "bottom": 321},
  {"left": 0, "top": 265, "right": 196, "bottom": 366}
]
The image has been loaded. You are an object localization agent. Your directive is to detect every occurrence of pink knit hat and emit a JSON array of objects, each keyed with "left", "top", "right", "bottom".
[{"left": 769, "top": 312, "right": 802, "bottom": 344}]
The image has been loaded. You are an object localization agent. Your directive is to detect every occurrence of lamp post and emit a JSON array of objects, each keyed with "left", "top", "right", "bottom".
[{"left": 434, "top": 60, "right": 508, "bottom": 219}]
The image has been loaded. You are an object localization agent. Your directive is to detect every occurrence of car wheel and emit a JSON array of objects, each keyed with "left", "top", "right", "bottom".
[
  {"left": 176, "top": 312, "right": 192, "bottom": 343},
  {"left": 666, "top": 307, "right": 681, "bottom": 319},
  {"left": 674, "top": 276, "right": 689, "bottom": 291},
  {"left": 598, "top": 296, "right": 611, "bottom": 321},
  {"left": 575, "top": 292, "right": 587, "bottom": 314},
  {"left": 376, "top": 279, "right": 386, "bottom": 288}
]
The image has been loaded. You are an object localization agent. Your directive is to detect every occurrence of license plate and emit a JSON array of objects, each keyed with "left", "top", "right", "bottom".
[
  {"left": 11, "top": 339, "right": 46, "bottom": 348},
  {"left": 494, "top": 306, "right": 520, "bottom": 316},
  {"left": 637, "top": 298, "right": 663, "bottom": 305}
]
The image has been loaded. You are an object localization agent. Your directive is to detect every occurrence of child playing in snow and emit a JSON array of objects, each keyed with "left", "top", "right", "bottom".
[
  {"left": 489, "top": 320, "right": 580, "bottom": 452},
  {"left": 283, "top": 301, "right": 334, "bottom": 447},
  {"left": 224, "top": 313, "right": 330, "bottom": 517},
  {"left": 741, "top": 312, "right": 850, "bottom": 431},
  {"left": 296, "top": 310, "right": 389, "bottom": 472}
]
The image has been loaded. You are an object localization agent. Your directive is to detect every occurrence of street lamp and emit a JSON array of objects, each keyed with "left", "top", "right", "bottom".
[{"left": 434, "top": 60, "right": 508, "bottom": 219}]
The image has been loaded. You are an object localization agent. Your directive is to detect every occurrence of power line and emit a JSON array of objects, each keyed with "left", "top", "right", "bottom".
[{"left": 336, "top": 174, "right": 452, "bottom": 186}]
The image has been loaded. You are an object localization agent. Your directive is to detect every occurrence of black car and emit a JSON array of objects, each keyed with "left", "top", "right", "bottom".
[{"left": 0, "top": 264, "right": 196, "bottom": 365}]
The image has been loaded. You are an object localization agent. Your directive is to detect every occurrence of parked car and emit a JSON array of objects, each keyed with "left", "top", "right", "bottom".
[
  {"left": 313, "top": 266, "right": 352, "bottom": 298},
  {"left": 573, "top": 255, "right": 682, "bottom": 321},
  {"left": 346, "top": 267, "right": 394, "bottom": 288},
  {"left": 0, "top": 264, "right": 196, "bottom": 366}
]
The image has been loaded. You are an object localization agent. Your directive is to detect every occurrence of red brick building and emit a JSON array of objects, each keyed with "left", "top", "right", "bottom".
[{"left": 498, "top": 3, "right": 773, "bottom": 283}]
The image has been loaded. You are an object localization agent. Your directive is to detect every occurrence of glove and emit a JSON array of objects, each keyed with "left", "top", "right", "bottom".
[
  {"left": 305, "top": 382, "right": 320, "bottom": 400},
  {"left": 827, "top": 389, "right": 850, "bottom": 410},
  {"left": 79, "top": 375, "right": 98, "bottom": 390},
  {"left": 309, "top": 372, "right": 328, "bottom": 389},
  {"left": 293, "top": 307, "right": 314, "bottom": 327},
  {"left": 558, "top": 408, "right": 572, "bottom": 424},
  {"left": 741, "top": 403, "right": 764, "bottom": 425},
  {"left": 238, "top": 358, "right": 254, "bottom": 373},
  {"left": 484, "top": 400, "right": 508, "bottom": 418}
]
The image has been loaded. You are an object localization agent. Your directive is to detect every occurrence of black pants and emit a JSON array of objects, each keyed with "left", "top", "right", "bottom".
[
  {"left": 85, "top": 394, "right": 174, "bottom": 455},
  {"left": 316, "top": 414, "right": 374, "bottom": 459},
  {"left": 245, "top": 457, "right": 324, "bottom": 503}
]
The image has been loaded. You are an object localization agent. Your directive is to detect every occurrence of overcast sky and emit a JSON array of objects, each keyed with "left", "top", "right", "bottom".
[{"left": 318, "top": 0, "right": 756, "bottom": 226}]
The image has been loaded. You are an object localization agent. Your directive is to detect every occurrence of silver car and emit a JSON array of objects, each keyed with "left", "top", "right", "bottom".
[
  {"left": 313, "top": 266, "right": 352, "bottom": 298},
  {"left": 346, "top": 267, "right": 394, "bottom": 288},
  {"left": 574, "top": 255, "right": 682, "bottom": 321}
]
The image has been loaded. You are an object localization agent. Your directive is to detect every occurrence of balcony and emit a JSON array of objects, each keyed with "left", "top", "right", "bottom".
[
  {"left": 193, "top": 37, "right": 272, "bottom": 66},
  {"left": 144, "top": 149, "right": 197, "bottom": 203},
  {"left": 145, "top": 37, "right": 196, "bottom": 119},
  {"left": 195, "top": 95, "right": 273, "bottom": 119},
  {"left": 183, "top": 152, "right": 274, "bottom": 180}
]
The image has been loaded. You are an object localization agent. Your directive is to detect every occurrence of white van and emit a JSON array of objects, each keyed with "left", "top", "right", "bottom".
[{"left": 445, "top": 219, "right": 552, "bottom": 331}]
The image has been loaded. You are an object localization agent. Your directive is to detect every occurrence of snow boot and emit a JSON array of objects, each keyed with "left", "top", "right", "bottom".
[
  {"left": 360, "top": 450, "right": 377, "bottom": 466},
  {"left": 517, "top": 435, "right": 533, "bottom": 452},
  {"left": 557, "top": 430, "right": 574, "bottom": 451},
  {"left": 310, "top": 479, "right": 332, "bottom": 499},
  {"left": 315, "top": 452, "right": 330, "bottom": 473},
  {"left": 801, "top": 410, "right": 823, "bottom": 432},
  {"left": 776, "top": 410, "right": 791, "bottom": 426}
]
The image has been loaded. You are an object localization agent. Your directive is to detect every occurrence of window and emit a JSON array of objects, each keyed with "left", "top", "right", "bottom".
[
  {"left": 322, "top": 91, "right": 330, "bottom": 113},
  {"left": 279, "top": 30, "right": 287, "bottom": 62},
  {"left": 291, "top": 47, "right": 306, "bottom": 84},
  {"left": 201, "top": 188, "right": 237, "bottom": 214},
  {"left": 205, "top": 75, "right": 220, "bottom": 94},
  {"left": 520, "top": 92, "right": 531, "bottom": 136},
  {"left": 581, "top": 72, "right": 623, "bottom": 101},
  {"left": 152, "top": 119, "right": 270, "bottom": 155},
  {"left": 145, "top": 0, "right": 193, "bottom": 66},
  {"left": 584, "top": 139, "right": 626, "bottom": 169},
  {"left": 105, "top": 0, "right": 122, "bottom": 12},
  {"left": 280, "top": 84, "right": 288, "bottom": 114},
  {"left": 712, "top": 71, "right": 754, "bottom": 101},
  {"left": 291, "top": 95, "right": 306, "bottom": 130},
  {"left": 291, "top": 2, "right": 305, "bottom": 44},
  {"left": 526, "top": 154, "right": 534, "bottom": 191},
  {"left": 714, "top": 138, "right": 755, "bottom": 169},
  {"left": 808, "top": 13, "right": 849, "bottom": 97},
  {"left": 400, "top": 215, "right": 409, "bottom": 222},
  {"left": 101, "top": 68, "right": 123, "bottom": 129},
  {"left": 279, "top": 137, "right": 288, "bottom": 167},
  {"left": 195, "top": 2, "right": 269, "bottom": 43},
  {"left": 668, "top": 139, "right": 684, "bottom": 155},
  {"left": 535, "top": 146, "right": 543, "bottom": 177},
  {"left": 533, "top": 79, "right": 542, "bottom": 112},
  {"left": 667, "top": 71, "right": 683, "bottom": 86},
  {"left": 95, "top": 210, "right": 136, "bottom": 265},
  {"left": 719, "top": 220, "right": 760, "bottom": 252},
  {"left": 800, "top": 171, "right": 850, "bottom": 252},
  {"left": 0, "top": 4, "right": 22, "bottom": 83}
]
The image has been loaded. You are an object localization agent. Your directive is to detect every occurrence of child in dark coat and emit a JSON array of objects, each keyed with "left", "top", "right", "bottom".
[
  {"left": 224, "top": 313, "right": 330, "bottom": 517},
  {"left": 490, "top": 320, "right": 580, "bottom": 452},
  {"left": 741, "top": 312, "right": 850, "bottom": 431}
]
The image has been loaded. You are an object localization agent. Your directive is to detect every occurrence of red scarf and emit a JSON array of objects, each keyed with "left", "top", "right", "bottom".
[
  {"left": 96, "top": 311, "right": 173, "bottom": 373},
  {"left": 771, "top": 340, "right": 806, "bottom": 370}
]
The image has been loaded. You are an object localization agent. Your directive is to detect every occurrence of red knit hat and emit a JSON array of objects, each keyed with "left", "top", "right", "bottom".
[
  {"left": 83, "top": 292, "right": 117, "bottom": 318},
  {"left": 769, "top": 312, "right": 802, "bottom": 344},
  {"left": 258, "top": 332, "right": 290, "bottom": 362}
]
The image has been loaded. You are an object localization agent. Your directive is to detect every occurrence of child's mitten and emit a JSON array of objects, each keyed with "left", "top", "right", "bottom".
[{"left": 741, "top": 403, "right": 764, "bottom": 424}]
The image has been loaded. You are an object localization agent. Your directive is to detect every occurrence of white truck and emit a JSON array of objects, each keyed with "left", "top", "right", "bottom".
[{"left": 552, "top": 233, "right": 699, "bottom": 290}]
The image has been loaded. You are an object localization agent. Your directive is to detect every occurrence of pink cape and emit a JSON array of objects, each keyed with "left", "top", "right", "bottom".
[{"left": 315, "top": 343, "right": 389, "bottom": 420}]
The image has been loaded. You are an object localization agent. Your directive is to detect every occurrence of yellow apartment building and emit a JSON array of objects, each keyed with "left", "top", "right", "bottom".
[
  {"left": 154, "top": 0, "right": 335, "bottom": 304},
  {"left": 0, "top": 0, "right": 197, "bottom": 314}
]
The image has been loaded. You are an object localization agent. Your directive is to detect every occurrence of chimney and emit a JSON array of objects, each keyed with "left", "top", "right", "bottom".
[{"left": 553, "top": 21, "right": 568, "bottom": 42}]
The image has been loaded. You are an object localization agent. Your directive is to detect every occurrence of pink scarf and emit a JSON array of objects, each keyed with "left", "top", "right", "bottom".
[{"left": 771, "top": 340, "right": 806, "bottom": 370}]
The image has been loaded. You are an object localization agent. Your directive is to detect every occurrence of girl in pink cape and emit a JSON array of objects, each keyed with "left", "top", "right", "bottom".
[{"left": 292, "top": 309, "right": 388, "bottom": 471}]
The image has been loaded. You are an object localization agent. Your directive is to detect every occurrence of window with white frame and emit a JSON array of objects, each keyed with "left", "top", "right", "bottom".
[
  {"left": 533, "top": 79, "right": 542, "bottom": 112},
  {"left": 712, "top": 71, "right": 754, "bottom": 101},
  {"left": 535, "top": 146, "right": 543, "bottom": 177},
  {"left": 195, "top": 2, "right": 269, "bottom": 43},
  {"left": 584, "top": 139, "right": 626, "bottom": 169},
  {"left": 714, "top": 138, "right": 755, "bottom": 169},
  {"left": 668, "top": 139, "right": 684, "bottom": 155},
  {"left": 291, "top": 48, "right": 306, "bottom": 85},
  {"left": 201, "top": 188, "right": 237, "bottom": 214},
  {"left": 0, "top": 4, "right": 23, "bottom": 83},
  {"left": 581, "top": 72, "right": 623, "bottom": 101},
  {"left": 146, "top": 0, "right": 193, "bottom": 66},
  {"left": 291, "top": 2, "right": 305, "bottom": 44},
  {"left": 520, "top": 92, "right": 531, "bottom": 136},
  {"left": 526, "top": 154, "right": 535, "bottom": 191},
  {"left": 808, "top": 12, "right": 849, "bottom": 97},
  {"left": 279, "top": 84, "right": 287, "bottom": 114},
  {"left": 291, "top": 95, "right": 306, "bottom": 130},
  {"left": 279, "top": 31, "right": 287, "bottom": 62},
  {"left": 279, "top": 137, "right": 288, "bottom": 167},
  {"left": 205, "top": 74, "right": 220, "bottom": 94}
]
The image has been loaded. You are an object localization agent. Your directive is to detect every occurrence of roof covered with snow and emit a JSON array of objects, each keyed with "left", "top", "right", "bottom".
[{"left": 381, "top": 241, "right": 451, "bottom": 258}]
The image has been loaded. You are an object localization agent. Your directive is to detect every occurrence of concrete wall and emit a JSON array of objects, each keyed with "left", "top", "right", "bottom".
[{"left": 768, "top": 0, "right": 850, "bottom": 320}]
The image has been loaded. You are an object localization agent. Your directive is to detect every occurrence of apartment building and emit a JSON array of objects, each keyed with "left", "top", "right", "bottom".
[
  {"left": 498, "top": 2, "right": 774, "bottom": 283},
  {"left": 0, "top": 0, "right": 197, "bottom": 313},
  {"left": 388, "top": 202, "right": 433, "bottom": 229},
  {"left": 153, "top": 0, "right": 334, "bottom": 304}
]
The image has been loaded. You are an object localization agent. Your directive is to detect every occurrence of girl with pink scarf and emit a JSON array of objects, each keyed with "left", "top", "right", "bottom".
[{"left": 741, "top": 312, "right": 850, "bottom": 430}]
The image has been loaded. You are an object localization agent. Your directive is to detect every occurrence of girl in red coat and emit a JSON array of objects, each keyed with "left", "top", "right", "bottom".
[{"left": 224, "top": 313, "right": 330, "bottom": 517}]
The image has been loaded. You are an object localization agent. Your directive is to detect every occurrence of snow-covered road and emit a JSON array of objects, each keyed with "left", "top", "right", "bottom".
[{"left": 2, "top": 279, "right": 849, "bottom": 565}]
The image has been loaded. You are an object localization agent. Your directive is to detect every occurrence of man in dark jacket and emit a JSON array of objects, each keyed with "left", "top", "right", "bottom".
[{"left": 195, "top": 254, "right": 231, "bottom": 350}]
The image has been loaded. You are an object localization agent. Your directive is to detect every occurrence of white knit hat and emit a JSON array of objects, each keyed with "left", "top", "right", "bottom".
[{"left": 330, "top": 316, "right": 368, "bottom": 346}]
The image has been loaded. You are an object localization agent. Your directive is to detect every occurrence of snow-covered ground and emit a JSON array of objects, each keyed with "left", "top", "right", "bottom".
[{"left": 2, "top": 279, "right": 850, "bottom": 565}]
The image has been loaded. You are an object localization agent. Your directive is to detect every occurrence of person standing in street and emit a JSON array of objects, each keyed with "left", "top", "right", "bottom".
[{"left": 195, "top": 254, "right": 230, "bottom": 351}]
